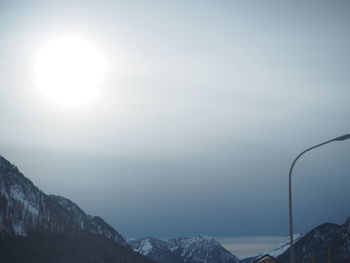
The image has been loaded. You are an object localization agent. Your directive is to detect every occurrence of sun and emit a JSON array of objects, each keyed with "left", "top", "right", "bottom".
[{"left": 35, "top": 36, "right": 106, "bottom": 107}]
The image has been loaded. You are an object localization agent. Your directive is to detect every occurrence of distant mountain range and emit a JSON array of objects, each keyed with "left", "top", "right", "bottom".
[
  {"left": 127, "top": 235, "right": 240, "bottom": 263},
  {"left": 1, "top": 154, "right": 350, "bottom": 263}
]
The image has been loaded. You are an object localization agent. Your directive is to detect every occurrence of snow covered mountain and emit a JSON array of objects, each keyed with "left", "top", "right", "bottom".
[
  {"left": 263, "top": 233, "right": 302, "bottom": 258},
  {"left": 128, "top": 237, "right": 184, "bottom": 263},
  {"left": 241, "top": 217, "right": 350, "bottom": 263},
  {"left": 240, "top": 234, "right": 302, "bottom": 263},
  {"left": 128, "top": 235, "right": 241, "bottom": 263},
  {"left": 278, "top": 217, "right": 350, "bottom": 263}
]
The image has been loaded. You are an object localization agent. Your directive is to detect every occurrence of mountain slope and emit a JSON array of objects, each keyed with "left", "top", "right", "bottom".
[
  {"left": 278, "top": 218, "right": 350, "bottom": 263},
  {"left": 240, "top": 234, "right": 302, "bottom": 263},
  {"left": 263, "top": 233, "right": 302, "bottom": 258},
  {"left": 0, "top": 154, "right": 151, "bottom": 263},
  {"left": 128, "top": 235, "right": 241, "bottom": 263},
  {"left": 0, "top": 154, "right": 126, "bottom": 245}
]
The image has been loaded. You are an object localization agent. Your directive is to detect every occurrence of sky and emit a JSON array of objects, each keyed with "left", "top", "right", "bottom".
[{"left": 1, "top": 0, "right": 350, "bottom": 257}]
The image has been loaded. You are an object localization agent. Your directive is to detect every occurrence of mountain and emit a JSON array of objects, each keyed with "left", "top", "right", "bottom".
[
  {"left": 128, "top": 235, "right": 241, "bottom": 263},
  {"left": 0, "top": 154, "right": 153, "bottom": 263},
  {"left": 263, "top": 233, "right": 302, "bottom": 258},
  {"left": 168, "top": 235, "right": 241, "bottom": 263},
  {"left": 128, "top": 237, "right": 184, "bottom": 263},
  {"left": 240, "top": 234, "right": 302, "bottom": 263},
  {"left": 278, "top": 218, "right": 350, "bottom": 263}
]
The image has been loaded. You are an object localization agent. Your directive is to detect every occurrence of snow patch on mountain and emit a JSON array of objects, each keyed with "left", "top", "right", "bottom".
[
  {"left": 262, "top": 233, "right": 302, "bottom": 258},
  {"left": 138, "top": 239, "right": 154, "bottom": 255},
  {"left": 10, "top": 185, "right": 39, "bottom": 215}
]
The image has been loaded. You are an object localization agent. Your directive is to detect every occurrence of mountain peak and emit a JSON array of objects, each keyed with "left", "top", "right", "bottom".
[
  {"left": 170, "top": 235, "right": 216, "bottom": 244},
  {"left": 129, "top": 235, "right": 240, "bottom": 263},
  {"left": 0, "top": 154, "right": 14, "bottom": 167},
  {"left": 195, "top": 234, "right": 214, "bottom": 241}
]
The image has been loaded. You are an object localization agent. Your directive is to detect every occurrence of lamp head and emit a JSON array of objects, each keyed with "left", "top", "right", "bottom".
[{"left": 333, "top": 134, "right": 350, "bottom": 141}]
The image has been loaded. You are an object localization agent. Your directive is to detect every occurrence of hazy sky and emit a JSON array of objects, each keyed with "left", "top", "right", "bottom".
[{"left": 1, "top": 0, "right": 350, "bottom": 251}]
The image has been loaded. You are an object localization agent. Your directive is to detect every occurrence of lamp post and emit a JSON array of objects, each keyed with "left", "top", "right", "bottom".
[{"left": 288, "top": 134, "right": 350, "bottom": 263}]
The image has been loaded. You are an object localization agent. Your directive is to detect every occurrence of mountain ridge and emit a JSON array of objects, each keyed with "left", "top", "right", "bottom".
[{"left": 128, "top": 235, "right": 241, "bottom": 263}]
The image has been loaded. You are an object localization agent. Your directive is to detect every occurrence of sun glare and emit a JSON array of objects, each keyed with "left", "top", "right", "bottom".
[{"left": 35, "top": 37, "right": 106, "bottom": 107}]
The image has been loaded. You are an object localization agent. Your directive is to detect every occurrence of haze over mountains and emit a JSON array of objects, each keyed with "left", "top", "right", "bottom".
[{"left": 1, "top": 154, "right": 350, "bottom": 263}]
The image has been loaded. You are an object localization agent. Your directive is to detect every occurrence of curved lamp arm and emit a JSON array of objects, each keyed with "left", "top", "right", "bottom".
[{"left": 288, "top": 134, "right": 350, "bottom": 263}]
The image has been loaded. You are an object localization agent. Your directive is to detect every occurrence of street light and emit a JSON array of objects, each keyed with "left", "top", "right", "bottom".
[{"left": 288, "top": 134, "right": 350, "bottom": 263}]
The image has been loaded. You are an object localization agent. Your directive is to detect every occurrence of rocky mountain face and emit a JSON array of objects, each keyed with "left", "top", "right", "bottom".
[
  {"left": 278, "top": 218, "right": 350, "bottom": 263},
  {"left": 128, "top": 235, "right": 241, "bottom": 263},
  {"left": 0, "top": 155, "right": 152, "bottom": 263}
]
